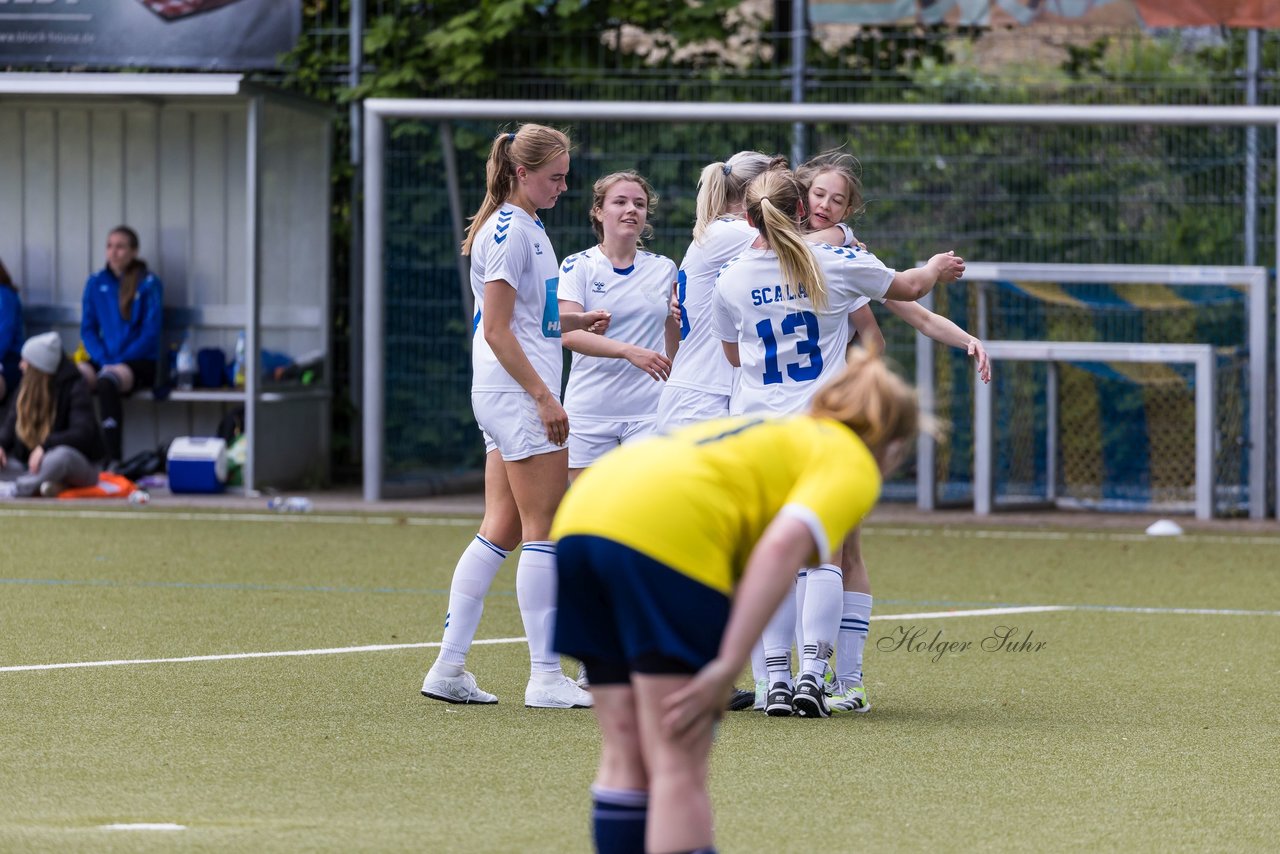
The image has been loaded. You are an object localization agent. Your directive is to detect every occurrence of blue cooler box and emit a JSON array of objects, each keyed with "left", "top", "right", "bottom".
[{"left": 167, "top": 437, "right": 228, "bottom": 494}]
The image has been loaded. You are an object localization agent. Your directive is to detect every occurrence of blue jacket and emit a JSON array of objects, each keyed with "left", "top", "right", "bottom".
[
  {"left": 80, "top": 265, "right": 163, "bottom": 365},
  {"left": 0, "top": 284, "right": 21, "bottom": 361}
]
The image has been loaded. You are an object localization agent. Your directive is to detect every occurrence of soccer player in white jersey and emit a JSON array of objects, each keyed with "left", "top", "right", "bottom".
[
  {"left": 654, "top": 151, "right": 788, "bottom": 710},
  {"left": 420, "top": 124, "right": 609, "bottom": 711},
  {"left": 712, "top": 166, "right": 965, "bottom": 717},
  {"left": 559, "top": 171, "right": 679, "bottom": 480},
  {"left": 794, "top": 150, "right": 991, "bottom": 715},
  {"left": 655, "top": 151, "right": 787, "bottom": 432}
]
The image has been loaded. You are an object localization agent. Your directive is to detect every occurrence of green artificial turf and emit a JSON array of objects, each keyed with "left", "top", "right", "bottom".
[{"left": 1, "top": 507, "right": 1277, "bottom": 852}]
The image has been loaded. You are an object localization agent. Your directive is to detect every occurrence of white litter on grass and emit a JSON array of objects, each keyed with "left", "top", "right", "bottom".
[
  {"left": 99, "top": 823, "right": 187, "bottom": 831},
  {"left": 1145, "top": 519, "right": 1185, "bottom": 537}
]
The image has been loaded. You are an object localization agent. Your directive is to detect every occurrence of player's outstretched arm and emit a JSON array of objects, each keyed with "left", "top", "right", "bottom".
[
  {"left": 663, "top": 516, "right": 817, "bottom": 737},
  {"left": 883, "top": 300, "right": 991, "bottom": 383},
  {"left": 883, "top": 251, "right": 965, "bottom": 301}
]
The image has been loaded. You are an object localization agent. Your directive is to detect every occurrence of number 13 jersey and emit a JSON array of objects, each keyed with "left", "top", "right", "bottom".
[{"left": 712, "top": 243, "right": 895, "bottom": 416}]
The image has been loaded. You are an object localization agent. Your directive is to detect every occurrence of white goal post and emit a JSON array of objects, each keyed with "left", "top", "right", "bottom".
[
  {"left": 975, "top": 341, "right": 1216, "bottom": 520},
  {"left": 915, "top": 263, "right": 1268, "bottom": 519},
  {"left": 361, "top": 99, "right": 1280, "bottom": 519}
]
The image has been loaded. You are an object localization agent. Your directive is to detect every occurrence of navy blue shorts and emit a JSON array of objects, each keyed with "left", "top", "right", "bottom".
[{"left": 553, "top": 535, "right": 730, "bottom": 685}]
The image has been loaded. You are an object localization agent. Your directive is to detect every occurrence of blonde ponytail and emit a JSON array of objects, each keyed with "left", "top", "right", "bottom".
[
  {"left": 462, "top": 124, "right": 571, "bottom": 256},
  {"left": 745, "top": 169, "right": 828, "bottom": 311},
  {"left": 693, "top": 161, "right": 731, "bottom": 244},
  {"left": 692, "top": 151, "right": 787, "bottom": 244},
  {"left": 809, "top": 349, "right": 939, "bottom": 456}
]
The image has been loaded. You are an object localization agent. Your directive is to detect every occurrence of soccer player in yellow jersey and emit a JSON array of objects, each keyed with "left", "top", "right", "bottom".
[{"left": 551, "top": 349, "right": 927, "bottom": 854}]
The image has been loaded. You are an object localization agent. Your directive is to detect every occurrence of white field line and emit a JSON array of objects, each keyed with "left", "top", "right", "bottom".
[
  {"left": 3, "top": 506, "right": 1280, "bottom": 545},
  {"left": 0, "top": 636, "right": 523, "bottom": 674},
  {"left": 876, "top": 605, "right": 1071, "bottom": 620},
  {"left": 5, "top": 602, "right": 1278, "bottom": 675},
  {"left": 0, "top": 507, "right": 475, "bottom": 527},
  {"left": 100, "top": 824, "right": 186, "bottom": 832},
  {"left": 870, "top": 525, "right": 1280, "bottom": 547}
]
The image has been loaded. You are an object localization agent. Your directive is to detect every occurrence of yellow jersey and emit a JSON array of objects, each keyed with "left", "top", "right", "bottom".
[{"left": 551, "top": 416, "right": 882, "bottom": 595}]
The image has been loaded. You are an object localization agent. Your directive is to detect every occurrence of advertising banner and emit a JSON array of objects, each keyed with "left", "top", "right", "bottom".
[
  {"left": 0, "top": 0, "right": 301, "bottom": 69},
  {"left": 810, "top": 0, "right": 1280, "bottom": 28}
]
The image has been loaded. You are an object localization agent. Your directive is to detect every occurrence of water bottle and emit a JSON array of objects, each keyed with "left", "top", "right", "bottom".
[
  {"left": 268, "top": 496, "right": 313, "bottom": 513},
  {"left": 176, "top": 334, "right": 196, "bottom": 391},
  {"left": 232, "top": 330, "right": 247, "bottom": 389}
]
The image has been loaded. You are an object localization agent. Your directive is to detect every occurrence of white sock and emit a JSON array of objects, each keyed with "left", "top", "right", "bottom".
[
  {"left": 435, "top": 535, "right": 510, "bottom": 672},
  {"left": 837, "top": 591, "right": 873, "bottom": 686},
  {"left": 793, "top": 569, "right": 808, "bottom": 655},
  {"left": 761, "top": 574, "right": 798, "bottom": 688},
  {"left": 800, "top": 564, "right": 843, "bottom": 678},
  {"left": 517, "top": 541, "right": 562, "bottom": 675},
  {"left": 750, "top": 640, "right": 767, "bottom": 684}
]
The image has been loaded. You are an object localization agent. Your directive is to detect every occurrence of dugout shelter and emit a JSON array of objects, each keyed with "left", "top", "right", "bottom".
[{"left": 0, "top": 74, "right": 332, "bottom": 491}]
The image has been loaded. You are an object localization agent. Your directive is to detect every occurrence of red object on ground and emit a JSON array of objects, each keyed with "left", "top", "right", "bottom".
[{"left": 58, "top": 472, "right": 138, "bottom": 500}]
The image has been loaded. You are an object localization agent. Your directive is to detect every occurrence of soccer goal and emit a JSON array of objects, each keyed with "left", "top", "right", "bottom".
[
  {"left": 917, "top": 263, "right": 1268, "bottom": 519},
  {"left": 359, "top": 99, "right": 1280, "bottom": 519}
]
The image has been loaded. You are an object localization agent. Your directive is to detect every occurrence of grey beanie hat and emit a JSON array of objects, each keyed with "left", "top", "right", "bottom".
[{"left": 21, "top": 331, "right": 63, "bottom": 375}]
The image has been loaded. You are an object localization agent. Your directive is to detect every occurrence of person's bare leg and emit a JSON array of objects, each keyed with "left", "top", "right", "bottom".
[
  {"left": 633, "top": 673, "right": 716, "bottom": 853},
  {"left": 590, "top": 683, "right": 649, "bottom": 853}
]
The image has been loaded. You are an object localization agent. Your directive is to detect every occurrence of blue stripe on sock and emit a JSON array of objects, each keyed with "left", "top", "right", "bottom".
[
  {"left": 475, "top": 535, "right": 509, "bottom": 558},
  {"left": 593, "top": 805, "right": 647, "bottom": 819}
]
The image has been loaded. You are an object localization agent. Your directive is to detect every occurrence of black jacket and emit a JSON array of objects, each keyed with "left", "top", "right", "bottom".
[{"left": 0, "top": 357, "right": 106, "bottom": 465}]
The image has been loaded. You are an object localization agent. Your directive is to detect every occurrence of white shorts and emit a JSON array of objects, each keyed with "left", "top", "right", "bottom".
[
  {"left": 654, "top": 386, "right": 731, "bottom": 432},
  {"left": 567, "top": 417, "right": 657, "bottom": 469},
  {"left": 472, "top": 391, "right": 564, "bottom": 462}
]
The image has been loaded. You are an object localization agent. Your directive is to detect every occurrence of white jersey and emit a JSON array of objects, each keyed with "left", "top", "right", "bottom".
[
  {"left": 468, "top": 206, "right": 563, "bottom": 393},
  {"left": 560, "top": 246, "right": 677, "bottom": 421},
  {"left": 712, "top": 243, "right": 896, "bottom": 416},
  {"left": 665, "top": 217, "right": 757, "bottom": 396}
]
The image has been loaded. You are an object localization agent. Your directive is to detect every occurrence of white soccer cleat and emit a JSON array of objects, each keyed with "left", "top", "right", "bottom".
[
  {"left": 525, "top": 674, "right": 593, "bottom": 709},
  {"left": 421, "top": 670, "right": 498, "bottom": 705},
  {"left": 828, "top": 681, "right": 871, "bottom": 714}
]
